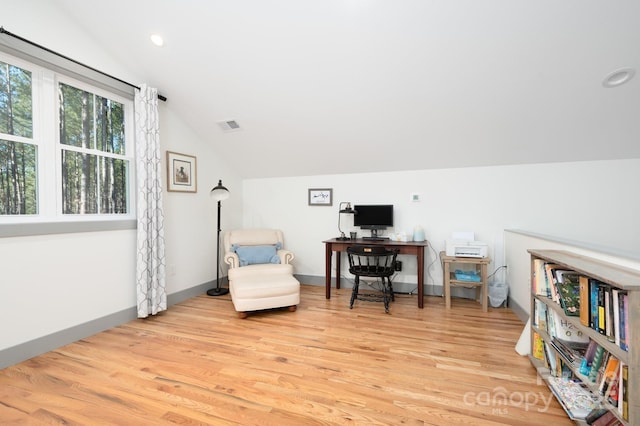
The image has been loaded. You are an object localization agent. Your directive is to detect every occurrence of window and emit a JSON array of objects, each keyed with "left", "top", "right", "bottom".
[
  {"left": 59, "top": 83, "right": 130, "bottom": 215},
  {"left": 0, "top": 53, "right": 134, "bottom": 224},
  {"left": 0, "top": 59, "right": 36, "bottom": 215}
]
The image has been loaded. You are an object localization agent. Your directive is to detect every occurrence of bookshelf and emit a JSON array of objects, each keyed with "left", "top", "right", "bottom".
[{"left": 528, "top": 249, "right": 640, "bottom": 425}]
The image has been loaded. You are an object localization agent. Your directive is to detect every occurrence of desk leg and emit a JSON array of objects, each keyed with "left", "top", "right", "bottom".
[
  {"left": 335, "top": 251, "right": 341, "bottom": 289},
  {"left": 417, "top": 246, "right": 425, "bottom": 309},
  {"left": 325, "top": 243, "right": 332, "bottom": 299},
  {"left": 444, "top": 260, "right": 451, "bottom": 309},
  {"left": 481, "top": 263, "right": 488, "bottom": 312}
]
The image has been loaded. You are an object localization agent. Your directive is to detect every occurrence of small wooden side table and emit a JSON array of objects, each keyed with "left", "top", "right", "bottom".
[{"left": 440, "top": 251, "right": 491, "bottom": 312}]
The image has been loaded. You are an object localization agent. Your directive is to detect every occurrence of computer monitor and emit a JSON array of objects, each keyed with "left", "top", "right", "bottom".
[{"left": 353, "top": 204, "right": 393, "bottom": 239}]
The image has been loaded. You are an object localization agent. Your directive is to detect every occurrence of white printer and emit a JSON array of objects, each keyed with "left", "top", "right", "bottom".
[{"left": 445, "top": 232, "right": 488, "bottom": 258}]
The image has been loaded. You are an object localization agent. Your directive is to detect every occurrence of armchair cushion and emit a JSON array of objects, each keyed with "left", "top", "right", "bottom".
[{"left": 232, "top": 243, "right": 282, "bottom": 266}]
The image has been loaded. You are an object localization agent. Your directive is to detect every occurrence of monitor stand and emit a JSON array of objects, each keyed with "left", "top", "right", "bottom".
[{"left": 362, "top": 229, "right": 388, "bottom": 241}]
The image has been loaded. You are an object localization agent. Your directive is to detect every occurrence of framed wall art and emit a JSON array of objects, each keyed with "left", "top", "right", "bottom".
[
  {"left": 167, "top": 151, "right": 197, "bottom": 193},
  {"left": 308, "top": 188, "right": 332, "bottom": 206}
]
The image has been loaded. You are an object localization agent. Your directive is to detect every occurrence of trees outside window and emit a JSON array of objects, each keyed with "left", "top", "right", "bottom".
[
  {"left": 59, "top": 83, "right": 129, "bottom": 215},
  {"left": 0, "top": 60, "right": 36, "bottom": 215},
  {"left": 0, "top": 54, "right": 134, "bottom": 222}
]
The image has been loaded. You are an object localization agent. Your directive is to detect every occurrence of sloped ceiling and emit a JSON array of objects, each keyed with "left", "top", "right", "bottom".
[{"left": 57, "top": 0, "right": 640, "bottom": 178}]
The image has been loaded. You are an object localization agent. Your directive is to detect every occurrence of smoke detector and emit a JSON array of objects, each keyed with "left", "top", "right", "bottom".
[{"left": 217, "top": 120, "right": 242, "bottom": 132}]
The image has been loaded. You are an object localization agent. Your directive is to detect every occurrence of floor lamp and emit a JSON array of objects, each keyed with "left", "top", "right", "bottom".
[{"left": 207, "top": 180, "right": 230, "bottom": 296}]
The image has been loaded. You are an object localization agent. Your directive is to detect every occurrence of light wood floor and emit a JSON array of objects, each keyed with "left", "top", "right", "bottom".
[{"left": 0, "top": 285, "right": 572, "bottom": 425}]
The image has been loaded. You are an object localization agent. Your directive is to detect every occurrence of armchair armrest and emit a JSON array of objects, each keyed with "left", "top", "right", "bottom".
[
  {"left": 224, "top": 252, "right": 240, "bottom": 269},
  {"left": 277, "top": 249, "right": 295, "bottom": 264}
]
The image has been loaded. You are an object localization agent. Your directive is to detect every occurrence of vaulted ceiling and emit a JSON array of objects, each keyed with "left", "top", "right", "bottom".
[{"left": 57, "top": 0, "right": 640, "bottom": 178}]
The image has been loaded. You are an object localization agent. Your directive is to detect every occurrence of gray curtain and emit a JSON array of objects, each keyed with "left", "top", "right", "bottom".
[{"left": 134, "top": 84, "right": 166, "bottom": 318}]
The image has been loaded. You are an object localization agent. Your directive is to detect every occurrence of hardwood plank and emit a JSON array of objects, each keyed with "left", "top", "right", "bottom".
[{"left": 0, "top": 285, "right": 573, "bottom": 425}]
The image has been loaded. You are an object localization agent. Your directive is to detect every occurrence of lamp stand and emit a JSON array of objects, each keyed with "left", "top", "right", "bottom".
[{"left": 207, "top": 199, "right": 229, "bottom": 296}]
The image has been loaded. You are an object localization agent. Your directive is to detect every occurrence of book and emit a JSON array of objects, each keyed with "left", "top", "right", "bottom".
[
  {"left": 532, "top": 332, "right": 545, "bottom": 360},
  {"left": 579, "top": 276, "right": 590, "bottom": 327},
  {"left": 549, "top": 309, "right": 589, "bottom": 344},
  {"left": 621, "top": 364, "right": 628, "bottom": 421},
  {"left": 598, "top": 284, "right": 607, "bottom": 335},
  {"left": 588, "top": 345, "right": 606, "bottom": 383},
  {"left": 598, "top": 355, "right": 619, "bottom": 395},
  {"left": 544, "top": 263, "right": 561, "bottom": 301},
  {"left": 612, "top": 288, "right": 620, "bottom": 347},
  {"left": 605, "top": 362, "right": 621, "bottom": 407},
  {"left": 555, "top": 271, "right": 581, "bottom": 316},
  {"left": 548, "top": 376, "right": 600, "bottom": 420},
  {"left": 620, "top": 293, "right": 628, "bottom": 351},
  {"left": 533, "top": 259, "right": 548, "bottom": 296},
  {"left": 591, "top": 411, "right": 623, "bottom": 426},
  {"left": 590, "top": 279, "right": 600, "bottom": 331},
  {"left": 604, "top": 286, "right": 613, "bottom": 341},
  {"left": 580, "top": 339, "right": 599, "bottom": 376},
  {"left": 585, "top": 408, "right": 609, "bottom": 424},
  {"left": 535, "top": 299, "right": 548, "bottom": 331}
]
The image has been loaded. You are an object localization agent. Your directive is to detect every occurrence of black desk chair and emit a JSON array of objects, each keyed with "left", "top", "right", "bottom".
[{"left": 347, "top": 245, "right": 399, "bottom": 313}]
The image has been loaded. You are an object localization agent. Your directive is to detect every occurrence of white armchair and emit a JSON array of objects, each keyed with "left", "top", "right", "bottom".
[{"left": 223, "top": 229, "right": 300, "bottom": 318}]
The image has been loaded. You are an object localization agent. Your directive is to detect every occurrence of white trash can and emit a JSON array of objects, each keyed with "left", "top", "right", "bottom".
[{"left": 488, "top": 282, "right": 509, "bottom": 307}]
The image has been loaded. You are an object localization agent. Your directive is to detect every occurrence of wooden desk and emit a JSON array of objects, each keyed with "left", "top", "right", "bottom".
[
  {"left": 440, "top": 251, "right": 491, "bottom": 312},
  {"left": 323, "top": 238, "right": 429, "bottom": 308}
]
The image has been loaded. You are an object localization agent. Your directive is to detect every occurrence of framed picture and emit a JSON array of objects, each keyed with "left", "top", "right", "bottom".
[
  {"left": 308, "top": 188, "right": 332, "bottom": 206},
  {"left": 167, "top": 151, "right": 197, "bottom": 193}
]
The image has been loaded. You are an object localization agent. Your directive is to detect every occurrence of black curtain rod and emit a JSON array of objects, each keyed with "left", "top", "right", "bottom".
[{"left": 0, "top": 26, "right": 167, "bottom": 102}]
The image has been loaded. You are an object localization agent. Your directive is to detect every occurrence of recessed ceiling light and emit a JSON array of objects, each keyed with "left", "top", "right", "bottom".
[
  {"left": 150, "top": 34, "right": 164, "bottom": 47},
  {"left": 602, "top": 68, "right": 635, "bottom": 88}
]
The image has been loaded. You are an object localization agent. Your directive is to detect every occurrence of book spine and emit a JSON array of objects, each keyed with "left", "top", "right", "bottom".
[
  {"left": 612, "top": 289, "right": 620, "bottom": 348},
  {"left": 598, "top": 284, "right": 606, "bottom": 335},
  {"left": 621, "top": 363, "right": 628, "bottom": 421},
  {"left": 590, "top": 279, "right": 599, "bottom": 331},
  {"left": 588, "top": 345, "right": 605, "bottom": 383},
  {"left": 579, "top": 276, "right": 590, "bottom": 327},
  {"left": 622, "top": 293, "right": 631, "bottom": 351},
  {"left": 532, "top": 332, "right": 545, "bottom": 360}
]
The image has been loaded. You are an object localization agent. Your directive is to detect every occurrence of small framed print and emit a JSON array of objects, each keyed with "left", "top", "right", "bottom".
[
  {"left": 167, "top": 151, "right": 197, "bottom": 193},
  {"left": 308, "top": 188, "right": 332, "bottom": 206}
]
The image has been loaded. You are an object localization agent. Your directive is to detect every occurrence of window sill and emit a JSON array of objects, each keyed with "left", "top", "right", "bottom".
[{"left": 0, "top": 219, "right": 136, "bottom": 238}]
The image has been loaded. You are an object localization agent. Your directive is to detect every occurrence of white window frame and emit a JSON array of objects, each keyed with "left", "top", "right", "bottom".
[{"left": 0, "top": 51, "right": 136, "bottom": 232}]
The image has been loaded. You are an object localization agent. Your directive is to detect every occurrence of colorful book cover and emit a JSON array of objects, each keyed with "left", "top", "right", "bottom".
[
  {"left": 548, "top": 376, "right": 600, "bottom": 420},
  {"left": 598, "top": 355, "right": 619, "bottom": 395},
  {"left": 588, "top": 345, "right": 605, "bottom": 383},
  {"left": 556, "top": 271, "right": 581, "bottom": 316},
  {"left": 532, "top": 331, "right": 545, "bottom": 360},
  {"left": 589, "top": 279, "right": 599, "bottom": 331},
  {"left": 598, "top": 284, "right": 606, "bottom": 335}
]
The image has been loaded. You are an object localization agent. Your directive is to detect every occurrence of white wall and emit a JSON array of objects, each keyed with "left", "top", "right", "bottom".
[
  {"left": 0, "top": 4, "right": 244, "bottom": 356},
  {"left": 243, "top": 159, "right": 640, "bottom": 295},
  {"left": 505, "top": 230, "right": 640, "bottom": 322}
]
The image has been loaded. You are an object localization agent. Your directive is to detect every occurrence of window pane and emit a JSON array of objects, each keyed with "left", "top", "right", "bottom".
[
  {"left": 99, "top": 156, "right": 128, "bottom": 214},
  {"left": 59, "top": 83, "right": 125, "bottom": 155},
  {"left": 0, "top": 139, "right": 37, "bottom": 214},
  {"left": 59, "top": 83, "right": 95, "bottom": 149},
  {"left": 0, "top": 61, "right": 33, "bottom": 138},
  {"left": 96, "top": 96, "right": 125, "bottom": 155},
  {"left": 61, "top": 150, "right": 129, "bottom": 215},
  {"left": 61, "top": 150, "right": 98, "bottom": 214}
]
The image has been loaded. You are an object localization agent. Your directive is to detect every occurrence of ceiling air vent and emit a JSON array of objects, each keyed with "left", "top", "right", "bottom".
[{"left": 217, "top": 120, "right": 241, "bottom": 132}]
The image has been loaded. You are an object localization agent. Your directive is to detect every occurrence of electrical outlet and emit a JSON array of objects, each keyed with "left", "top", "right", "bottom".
[
  {"left": 395, "top": 260, "right": 402, "bottom": 271},
  {"left": 410, "top": 193, "right": 420, "bottom": 202}
]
